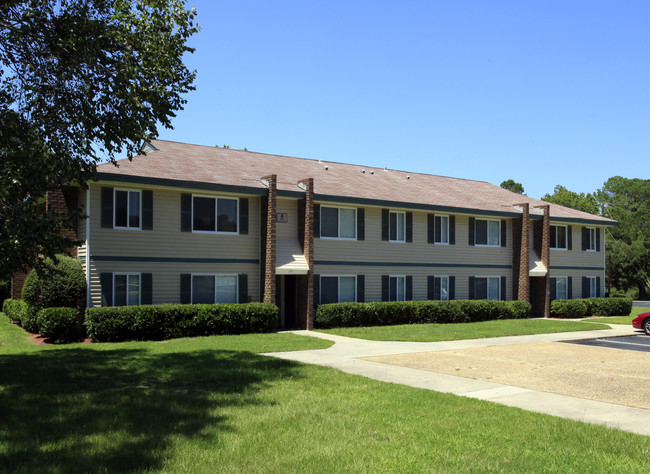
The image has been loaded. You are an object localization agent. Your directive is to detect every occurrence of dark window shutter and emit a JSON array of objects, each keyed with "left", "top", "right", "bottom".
[
  {"left": 381, "top": 209, "right": 389, "bottom": 241},
  {"left": 181, "top": 194, "right": 192, "bottom": 232},
  {"left": 434, "top": 215, "right": 442, "bottom": 243},
  {"left": 313, "top": 274, "right": 320, "bottom": 308},
  {"left": 582, "top": 277, "right": 589, "bottom": 298},
  {"left": 567, "top": 226, "right": 572, "bottom": 250},
  {"left": 449, "top": 276, "right": 456, "bottom": 300},
  {"left": 469, "top": 276, "right": 475, "bottom": 300},
  {"left": 101, "top": 187, "right": 114, "bottom": 228},
  {"left": 501, "top": 220, "right": 507, "bottom": 247},
  {"left": 550, "top": 226, "right": 556, "bottom": 248},
  {"left": 100, "top": 272, "right": 113, "bottom": 306},
  {"left": 469, "top": 218, "right": 475, "bottom": 246},
  {"left": 239, "top": 198, "right": 249, "bottom": 235},
  {"left": 449, "top": 216, "right": 456, "bottom": 245},
  {"left": 357, "top": 208, "right": 365, "bottom": 241},
  {"left": 427, "top": 276, "right": 434, "bottom": 300},
  {"left": 381, "top": 275, "right": 389, "bottom": 301},
  {"left": 568, "top": 277, "right": 573, "bottom": 299},
  {"left": 141, "top": 273, "right": 152, "bottom": 304},
  {"left": 357, "top": 275, "right": 365, "bottom": 302},
  {"left": 405, "top": 276, "right": 413, "bottom": 300},
  {"left": 313, "top": 204, "right": 320, "bottom": 238},
  {"left": 550, "top": 278, "right": 557, "bottom": 301},
  {"left": 238, "top": 273, "right": 248, "bottom": 303},
  {"left": 427, "top": 215, "right": 435, "bottom": 244},
  {"left": 181, "top": 273, "right": 191, "bottom": 304},
  {"left": 500, "top": 276, "right": 507, "bottom": 300},
  {"left": 406, "top": 212, "right": 413, "bottom": 242},
  {"left": 582, "top": 227, "right": 588, "bottom": 251},
  {"left": 433, "top": 277, "right": 441, "bottom": 300},
  {"left": 596, "top": 228, "right": 601, "bottom": 251},
  {"left": 142, "top": 190, "right": 153, "bottom": 230},
  {"left": 596, "top": 276, "right": 601, "bottom": 297}
]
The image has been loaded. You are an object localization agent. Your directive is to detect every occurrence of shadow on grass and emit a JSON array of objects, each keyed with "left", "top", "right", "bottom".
[{"left": 0, "top": 347, "right": 302, "bottom": 472}]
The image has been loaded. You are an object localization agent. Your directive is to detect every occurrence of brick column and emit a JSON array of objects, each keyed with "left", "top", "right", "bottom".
[
  {"left": 517, "top": 203, "right": 530, "bottom": 301},
  {"left": 299, "top": 178, "right": 315, "bottom": 329},
  {"left": 262, "top": 175, "right": 277, "bottom": 305},
  {"left": 534, "top": 204, "right": 551, "bottom": 318}
]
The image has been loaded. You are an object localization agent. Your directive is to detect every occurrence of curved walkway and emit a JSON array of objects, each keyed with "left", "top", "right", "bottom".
[{"left": 265, "top": 324, "right": 650, "bottom": 436}]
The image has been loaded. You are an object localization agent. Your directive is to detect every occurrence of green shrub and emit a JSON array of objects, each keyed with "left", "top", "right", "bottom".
[
  {"left": 20, "top": 305, "right": 41, "bottom": 333},
  {"left": 36, "top": 307, "right": 79, "bottom": 343},
  {"left": 21, "top": 255, "right": 86, "bottom": 309},
  {"left": 85, "top": 303, "right": 278, "bottom": 342},
  {"left": 315, "top": 300, "right": 531, "bottom": 329},
  {"left": 584, "top": 297, "right": 633, "bottom": 317},
  {"left": 550, "top": 299, "right": 588, "bottom": 318},
  {"left": 3, "top": 299, "right": 28, "bottom": 325}
]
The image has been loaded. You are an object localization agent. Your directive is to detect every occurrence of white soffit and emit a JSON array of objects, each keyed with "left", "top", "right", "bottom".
[
  {"left": 276, "top": 237, "right": 309, "bottom": 275},
  {"left": 529, "top": 248, "right": 547, "bottom": 277}
]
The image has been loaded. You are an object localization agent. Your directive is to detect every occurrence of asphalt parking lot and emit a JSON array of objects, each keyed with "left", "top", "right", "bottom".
[{"left": 563, "top": 333, "right": 650, "bottom": 353}]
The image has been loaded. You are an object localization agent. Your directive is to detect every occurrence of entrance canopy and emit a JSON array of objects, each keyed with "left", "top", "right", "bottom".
[{"left": 276, "top": 237, "right": 309, "bottom": 275}]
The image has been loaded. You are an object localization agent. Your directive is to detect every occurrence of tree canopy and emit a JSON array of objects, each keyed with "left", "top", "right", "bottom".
[
  {"left": 500, "top": 179, "right": 525, "bottom": 194},
  {"left": 0, "top": 0, "right": 198, "bottom": 279},
  {"left": 541, "top": 185, "right": 599, "bottom": 215}
]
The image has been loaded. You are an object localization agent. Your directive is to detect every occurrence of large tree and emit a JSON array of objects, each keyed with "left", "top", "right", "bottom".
[
  {"left": 541, "top": 185, "right": 599, "bottom": 215},
  {"left": 597, "top": 177, "right": 650, "bottom": 299},
  {"left": 0, "top": 0, "right": 198, "bottom": 279},
  {"left": 500, "top": 179, "right": 525, "bottom": 195}
]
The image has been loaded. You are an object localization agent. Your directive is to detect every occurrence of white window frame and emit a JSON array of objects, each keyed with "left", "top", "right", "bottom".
[
  {"left": 389, "top": 275, "right": 406, "bottom": 301},
  {"left": 113, "top": 272, "right": 141, "bottom": 306},
  {"left": 114, "top": 188, "right": 142, "bottom": 230},
  {"left": 191, "top": 194, "right": 239, "bottom": 234},
  {"left": 587, "top": 227, "right": 597, "bottom": 251},
  {"left": 550, "top": 224, "right": 567, "bottom": 250},
  {"left": 435, "top": 215, "right": 449, "bottom": 245},
  {"left": 436, "top": 275, "right": 450, "bottom": 301},
  {"left": 555, "top": 276, "right": 568, "bottom": 300},
  {"left": 319, "top": 275, "right": 357, "bottom": 304},
  {"left": 475, "top": 218, "right": 500, "bottom": 247},
  {"left": 389, "top": 211, "right": 406, "bottom": 243},
  {"left": 190, "top": 273, "right": 239, "bottom": 304},
  {"left": 588, "top": 276, "right": 597, "bottom": 298},
  {"left": 475, "top": 276, "right": 501, "bottom": 300},
  {"left": 320, "top": 206, "right": 357, "bottom": 240}
]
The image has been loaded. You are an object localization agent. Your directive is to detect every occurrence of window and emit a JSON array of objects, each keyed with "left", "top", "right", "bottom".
[
  {"left": 475, "top": 276, "right": 500, "bottom": 300},
  {"left": 588, "top": 276, "right": 597, "bottom": 298},
  {"left": 193, "top": 196, "right": 238, "bottom": 233},
  {"left": 435, "top": 215, "right": 449, "bottom": 244},
  {"left": 389, "top": 211, "right": 405, "bottom": 242},
  {"left": 321, "top": 206, "right": 356, "bottom": 239},
  {"left": 320, "top": 276, "right": 356, "bottom": 304},
  {"left": 550, "top": 225, "right": 567, "bottom": 249},
  {"left": 115, "top": 189, "right": 141, "bottom": 229},
  {"left": 475, "top": 219, "right": 500, "bottom": 246},
  {"left": 114, "top": 273, "right": 140, "bottom": 306},
  {"left": 191, "top": 274, "right": 238, "bottom": 303},
  {"left": 436, "top": 276, "right": 449, "bottom": 300},
  {"left": 587, "top": 227, "right": 596, "bottom": 251},
  {"left": 556, "top": 277, "right": 568, "bottom": 300},
  {"left": 389, "top": 275, "right": 406, "bottom": 301}
]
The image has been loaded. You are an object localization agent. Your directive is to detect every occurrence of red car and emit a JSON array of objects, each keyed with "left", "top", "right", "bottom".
[{"left": 632, "top": 312, "right": 650, "bottom": 335}]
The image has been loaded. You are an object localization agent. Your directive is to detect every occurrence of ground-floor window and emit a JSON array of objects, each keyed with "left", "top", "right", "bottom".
[
  {"left": 588, "top": 276, "right": 597, "bottom": 298},
  {"left": 389, "top": 275, "right": 406, "bottom": 301},
  {"left": 320, "top": 275, "right": 356, "bottom": 304},
  {"left": 114, "top": 273, "right": 140, "bottom": 306},
  {"left": 192, "top": 274, "right": 238, "bottom": 304},
  {"left": 474, "top": 276, "right": 500, "bottom": 300},
  {"left": 555, "top": 277, "right": 568, "bottom": 300},
  {"left": 433, "top": 276, "right": 449, "bottom": 300}
]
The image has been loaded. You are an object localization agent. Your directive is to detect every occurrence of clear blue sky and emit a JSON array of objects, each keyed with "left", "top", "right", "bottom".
[{"left": 157, "top": 0, "right": 650, "bottom": 199}]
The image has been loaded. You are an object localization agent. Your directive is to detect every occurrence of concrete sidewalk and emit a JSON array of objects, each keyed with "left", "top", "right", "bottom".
[{"left": 265, "top": 324, "right": 650, "bottom": 436}]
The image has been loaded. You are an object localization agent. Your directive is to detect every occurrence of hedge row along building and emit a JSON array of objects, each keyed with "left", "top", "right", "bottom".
[{"left": 12, "top": 140, "right": 617, "bottom": 329}]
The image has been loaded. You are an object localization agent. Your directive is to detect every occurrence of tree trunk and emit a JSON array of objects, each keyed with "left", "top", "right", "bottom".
[{"left": 638, "top": 282, "right": 648, "bottom": 300}]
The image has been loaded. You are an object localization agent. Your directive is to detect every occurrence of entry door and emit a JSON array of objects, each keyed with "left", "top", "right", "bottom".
[{"left": 283, "top": 275, "right": 297, "bottom": 328}]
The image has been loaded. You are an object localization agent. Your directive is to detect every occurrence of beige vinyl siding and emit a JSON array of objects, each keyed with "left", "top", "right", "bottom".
[
  {"left": 548, "top": 270, "right": 605, "bottom": 299},
  {"left": 549, "top": 223, "right": 605, "bottom": 268},
  {"left": 276, "top": 198, "right": 298, "bottom": 240}
]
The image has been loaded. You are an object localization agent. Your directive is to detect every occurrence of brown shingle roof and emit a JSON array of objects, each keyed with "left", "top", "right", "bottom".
[{"left": 96, "top": 139, "right": 615, "bottom": 224}]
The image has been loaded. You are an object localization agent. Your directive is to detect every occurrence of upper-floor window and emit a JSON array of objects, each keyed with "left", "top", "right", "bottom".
[
  {"left": 192, "top": 274, "right": 238, "bottom": 303},
  {"left": 389, "top": 211, "right": 405, "bottom": 242},
  {"left": 475, "top": 219, "right": 500, "bottom": 246},
  {"left": 550, "top": 225, "right": 567, "bottom": 249},
  {"left": 587, "top": 227, "right": 596, "bottom": 251},
  {"left": 320, "top": 275, "right": 356, "bottom": 304},
  {"left": 114, "top": 273, "right": 140, "bottom": 306},
  {"left": 193, "top": 196, "right": 238, "bottom": 233},
  {"left": 321, "top": 206, "right": 356, "bottom": 239},
  {"left": 114, "top": 189, "right": 140, "bottom": 229},
  {"left": 434, "top": 215, "right": 449, "bottom": 244}
]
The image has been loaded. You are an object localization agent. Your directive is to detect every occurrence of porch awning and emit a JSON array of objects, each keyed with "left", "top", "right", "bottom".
[
  {"left": 276, "top": 237, "right": 309, "bottom": 275},
  {"left": 529, "top": 248, "right": 547, "bottom": 277}
]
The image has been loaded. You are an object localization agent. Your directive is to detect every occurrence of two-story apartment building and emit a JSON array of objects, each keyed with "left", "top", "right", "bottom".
[{"left": 16, "top": 140, "right": 616, "bottom": 329}]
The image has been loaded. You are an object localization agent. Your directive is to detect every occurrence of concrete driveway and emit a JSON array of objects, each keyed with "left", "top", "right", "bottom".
[{"left": 265, "top": 324, "right": 650, "bottom": 436}]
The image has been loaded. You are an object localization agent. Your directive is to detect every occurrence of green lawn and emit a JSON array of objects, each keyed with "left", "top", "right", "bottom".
[
  {"left": 316, "top": 318, "right": 610, "bottom": 342},
  {"left": 1, "top": 314, "right": 649, "bottom": 472},
  {"left": 587, "top": 306, "right": 650, "bottom": 325}
]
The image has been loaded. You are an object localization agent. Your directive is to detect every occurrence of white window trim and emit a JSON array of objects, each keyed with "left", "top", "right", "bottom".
[
  {"left": 113, "top": 272, "right": 141, "bottom": 306},
  {"left": 319, "top": 275, "right": 357, "bottom": 304},
  {"left": 389, "top": 275, "right": 407, "bottom": 301},
  {"left": 475, "top": 275, "right": 501, "bottom": 300},
  {"left": 474, "top": 218, "right": 501, "bottom": 247},
  {"left": 320, "top": 206, "right": 357, "bottom": 240},
  {"left": 389, "top": 211, "right": 406, "bottom": 243},
  {"left": 550, "top": 224, "right": 568, "bottom": 250},
  {"left": 587, "top": 227, "right": 597, "bottom": 251},
  {"left": 587, "top": 276, "right": 598, "bottom": 298},
  {"left": 435, "top": 275, "right": 450, "bottom": 301},
  {"left": 114, "top": 188, "right": 142, "bottom": 230},
  {"left": 555, "top": 276, "right": 568, "bottom": 300},
  {"left": 190, "top": 273, "right": 239, "bottom": 304},
  {"left": 435, "top": 215, "right": 450, "bottom": 245},
  {"left": 191, "top": 194, "right": 239, "bottom": 235}
]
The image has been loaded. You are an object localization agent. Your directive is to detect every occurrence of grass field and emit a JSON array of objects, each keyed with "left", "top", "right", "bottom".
[
  {"left": 316, "top": 318, "right": 610, "bottom": 342},
  {"left": 1, "top": 314, "right": 649, "bottom": 472},
  {"left": 587, "top": 307, "right": 650, "bottom": 325}
]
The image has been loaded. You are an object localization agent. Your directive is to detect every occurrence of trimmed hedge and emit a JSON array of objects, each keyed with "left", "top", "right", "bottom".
[
  {"left": 3, "top": 299, "right": 27, "bottom": 325},
  {"left": 37, "top": 307, "right": 79, "bottom": 343},
  {"left": 550, "top": 297, "right": 632, "bottom": 318},
  {"left": 22, "top": 255, "right": 86, "bottom": 309},
  {"left": 85, "top": 303, "right": 279, "bottom": 342},
  {"left": 315, "top": 300, "right": 532, "bottom": 329}
]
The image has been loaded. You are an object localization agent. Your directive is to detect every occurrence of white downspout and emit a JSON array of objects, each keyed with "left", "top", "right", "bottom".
[{"left": 86, "top": 185, "right": 91, "bottom": 308}]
